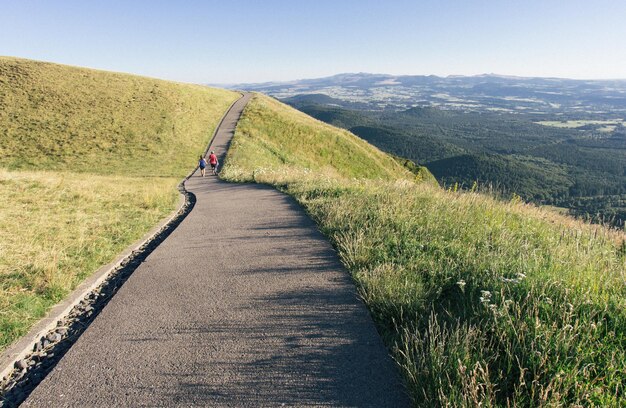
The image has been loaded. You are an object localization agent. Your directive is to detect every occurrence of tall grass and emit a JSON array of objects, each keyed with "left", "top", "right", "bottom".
[
  {"left": 223, "top": 94, "right": 626, "bottom": 406},
  {"left": 0, "top": 57, "right": 239, "bottom": 351}
]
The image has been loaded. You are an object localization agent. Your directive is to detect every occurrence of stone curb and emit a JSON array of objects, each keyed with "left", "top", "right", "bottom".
[{"left": 0, "top": 193, "right": 184, "bottom": 382}]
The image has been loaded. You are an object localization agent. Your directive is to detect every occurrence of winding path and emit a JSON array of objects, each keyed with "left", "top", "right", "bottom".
[{"left": 24, "top": 94, "right": 410, "bottom": 407}]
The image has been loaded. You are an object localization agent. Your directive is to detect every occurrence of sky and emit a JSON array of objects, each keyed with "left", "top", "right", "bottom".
[{"left": 1, "top": 0, "right": 626, "bottom": 84}]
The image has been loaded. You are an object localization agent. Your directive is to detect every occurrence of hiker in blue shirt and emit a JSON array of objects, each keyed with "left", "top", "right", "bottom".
[{"left": 198, "top": 156, "right": 207, "bottom": 177}]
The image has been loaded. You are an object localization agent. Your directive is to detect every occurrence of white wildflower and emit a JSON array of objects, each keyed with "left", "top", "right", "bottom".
[{"left": 479, "top": 290, "right": 492, "bottom": 304}]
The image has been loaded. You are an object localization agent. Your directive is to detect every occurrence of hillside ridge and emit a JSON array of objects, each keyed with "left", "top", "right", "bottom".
[{"left": 0, "top": 56, "right": 238, "bottom": 177}]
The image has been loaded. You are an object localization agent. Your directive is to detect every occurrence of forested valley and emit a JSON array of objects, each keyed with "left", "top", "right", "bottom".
[{"left": 286, "top": 96, "right": 626, "bottom": 227}]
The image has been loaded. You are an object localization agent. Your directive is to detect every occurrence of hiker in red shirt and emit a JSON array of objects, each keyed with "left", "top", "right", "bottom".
[{"left": 208, "top": 151, "right": 219, "bottom": 175}]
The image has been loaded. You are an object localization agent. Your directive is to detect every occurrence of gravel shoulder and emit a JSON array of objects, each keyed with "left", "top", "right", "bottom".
[{"left": 23, "top": 94, "right": 410, "bottom": 407}]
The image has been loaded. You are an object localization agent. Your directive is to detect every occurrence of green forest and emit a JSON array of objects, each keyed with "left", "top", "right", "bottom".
[{"left": 286, "top": 96, "right": 626, "bottom": 227}]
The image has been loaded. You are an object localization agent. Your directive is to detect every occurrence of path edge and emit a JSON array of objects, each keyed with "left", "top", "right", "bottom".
[{"left": 0, "top": 92, "right": 244, "bottom": 381}]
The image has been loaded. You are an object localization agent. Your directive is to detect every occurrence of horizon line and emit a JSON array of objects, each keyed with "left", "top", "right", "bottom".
[
  {"left": 214, "top": 71, "right": 626, "bottom": 86},
  {"left": 4, "top": 55, "right": 626, "bottom": 86}
]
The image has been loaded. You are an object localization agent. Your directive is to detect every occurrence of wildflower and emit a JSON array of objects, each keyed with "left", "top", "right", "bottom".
[
  {"left": 456, "top": 280, "right": 466, "bottom": 291},
  {"left": 479, "top": 290, "right": 492, "bottom": 303}
]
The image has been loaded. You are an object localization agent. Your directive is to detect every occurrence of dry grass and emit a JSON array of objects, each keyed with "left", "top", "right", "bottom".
[{"left": 0, "top": 169, "right": 179, "bottom": 349}]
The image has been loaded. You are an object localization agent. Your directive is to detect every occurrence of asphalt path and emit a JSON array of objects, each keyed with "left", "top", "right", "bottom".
[{"left": 24, "top": 93, "right": 410, "bottom": 407}]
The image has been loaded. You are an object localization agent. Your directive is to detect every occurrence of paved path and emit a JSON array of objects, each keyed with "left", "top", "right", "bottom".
[{"left": 24, "top": 94, "right": 410, "bottom": 407}]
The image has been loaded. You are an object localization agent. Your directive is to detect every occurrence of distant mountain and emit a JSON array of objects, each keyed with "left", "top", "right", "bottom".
[
  {"left": 282, "top": 93, "right": 371, "bottom": 110},
  {"left": 225, "top": 72, "right": 626, "bottom": 114}
]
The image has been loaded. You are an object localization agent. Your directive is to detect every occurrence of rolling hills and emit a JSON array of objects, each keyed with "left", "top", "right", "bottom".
[
  {"left": 0, "top": 57, "right": 239, "bottom": 350},
  {"left": 2, "top": 58, "right": 625, "bottom": 406},
  {"left": 228, "top": 71, "right": 626, "bottom": 114}
]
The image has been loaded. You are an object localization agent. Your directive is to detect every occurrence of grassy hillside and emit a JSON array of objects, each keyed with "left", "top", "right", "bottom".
[
  {"left": 0, "top": 170, "right": 179, "bottom": 342},
  {"left": 0, "top": 57, "right": 239, "bottom": 350},
  {"left": 0, "top": 56, "right": 237, "bottom": 177},
  {"left": 222, "top": 94, "right": 413, "bottom": 182},
  {"left": 223, "top": 94, "right": 626, "bottom": 406}
]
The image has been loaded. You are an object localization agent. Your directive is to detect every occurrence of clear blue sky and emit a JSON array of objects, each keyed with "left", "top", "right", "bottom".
[{"left": 2, "top": 0, "right": 626, "bottom": 83}]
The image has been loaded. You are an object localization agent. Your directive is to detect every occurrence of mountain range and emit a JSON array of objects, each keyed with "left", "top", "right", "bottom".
[{"left": 224, "top": 72, "right": 626, "bottom": 115}]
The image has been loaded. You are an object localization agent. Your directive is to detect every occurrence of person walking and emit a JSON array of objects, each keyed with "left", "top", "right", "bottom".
[
  {"left": 198, "top": 156, "right": 208, "bottom": 177},
  {"left": 208, "top": 151, "right": 219, "bottom": 175}
]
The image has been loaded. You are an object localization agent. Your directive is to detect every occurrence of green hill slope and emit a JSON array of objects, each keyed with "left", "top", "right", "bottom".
[
  {"left": 222, "top": 94, "right": 414, "bottom": 183},
  {"left": 287, "top": 99, "right": 626, "bottom": 227},
  {"left": 0, "top": 56, "right": 237, "bottom": 176},
  {"left": 0, "top": 57, "right": 239, "bottom": 350},
  {"left": 224, "top": 94, "right": 626, "bottom": 406}
]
